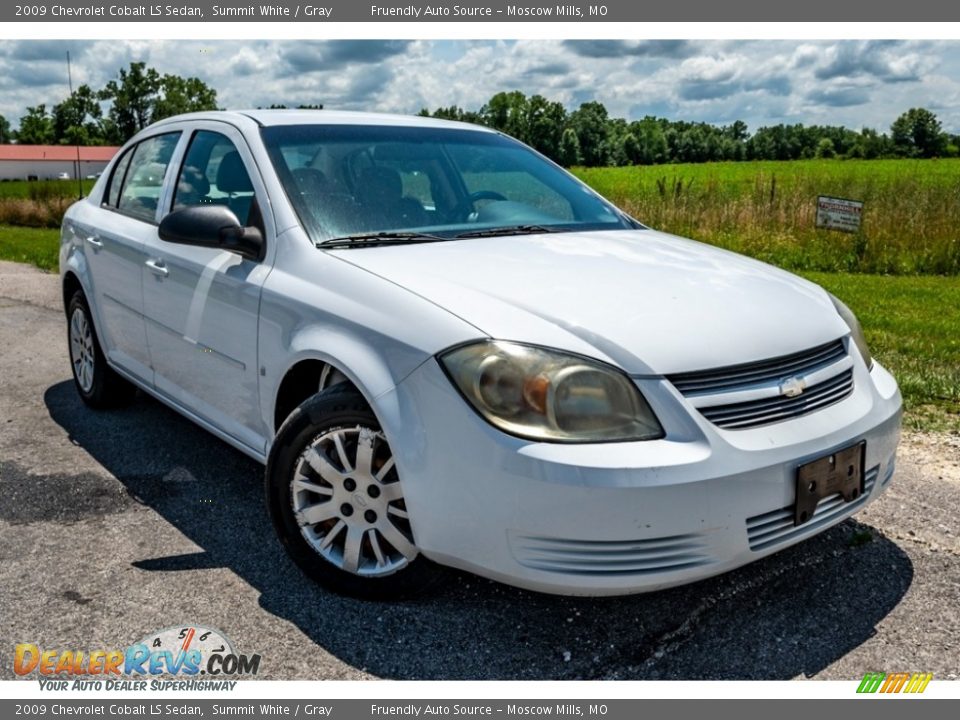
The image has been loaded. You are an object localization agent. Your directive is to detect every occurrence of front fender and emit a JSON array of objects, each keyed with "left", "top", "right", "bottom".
[{"left": 261, "top": 322, "right": 448, "bottom": 456}]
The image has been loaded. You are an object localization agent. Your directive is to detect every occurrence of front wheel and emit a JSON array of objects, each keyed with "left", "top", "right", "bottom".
[{"left": 265, "top": 385, "right": 439, "bottom": 600}]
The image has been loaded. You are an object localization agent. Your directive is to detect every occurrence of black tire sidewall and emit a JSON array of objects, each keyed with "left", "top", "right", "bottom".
[
  {"left": 265, "top": 389, "right": 437, "bottom": 600},
  {"left": 67, "top": 291, "right": 109, "bottom": 404}
]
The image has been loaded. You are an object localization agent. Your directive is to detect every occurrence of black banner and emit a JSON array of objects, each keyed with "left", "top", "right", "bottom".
[{"left": 1, "top": 699, "right": 956, "bottom": 720}]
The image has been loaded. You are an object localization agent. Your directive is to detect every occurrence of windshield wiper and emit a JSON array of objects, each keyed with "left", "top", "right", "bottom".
[
  {"left": 317, "top": 231, "right": 449, "bottom": 249},
  {"left": 453, "top": 224, "right": 561, "bottom": 239}
]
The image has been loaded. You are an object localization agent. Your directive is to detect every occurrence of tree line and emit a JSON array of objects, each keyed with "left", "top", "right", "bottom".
[
  {"left": 419, "top": 92, "right": 959, "bottom": 165},
  {"left": 1, "top": 67, "right": 957, "bottom": 166},
  {"left": 0, "top": 62, "right": 218, "bottom": 146}
]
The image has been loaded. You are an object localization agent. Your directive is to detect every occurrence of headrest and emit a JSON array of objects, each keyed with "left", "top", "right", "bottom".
[
  {"left": 291, "top": 167, "right": 329, "bottom": 195},
  {"left": 216, "top": 151, "right": 253, "bottom": 193},
  {"left": 176, "top": 165, "right": 210, "bottom": 204},
  {"left": 357, "top": 166, "right": 402, "bottom": 204}
]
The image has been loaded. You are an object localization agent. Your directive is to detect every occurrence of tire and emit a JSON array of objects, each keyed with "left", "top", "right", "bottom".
[
  {"left": 266, "top": 384, "right": 440, "bottom": 600},
  {"left": 67, "top": 290, "right": 136, "bottom": 408}
]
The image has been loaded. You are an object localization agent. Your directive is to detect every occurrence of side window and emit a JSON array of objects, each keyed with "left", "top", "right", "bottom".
[
  {"left": 173, "top": 131, "right": 255, "bottom": 225},
  {"left": 104, "top": 148, "right": 133, "bottom": 208},
  {"left": 116, "top": 133, "right": 181, "bottom": 223}
]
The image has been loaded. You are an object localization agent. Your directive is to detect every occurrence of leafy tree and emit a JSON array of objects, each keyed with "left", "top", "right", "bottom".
[
  {"left": 420, "top": 105, "right": 481, "bottom": 124},
  {"left": 0, "top": 114, "right": 11, "bottom": 144},
  {"left": 523, "top": 94, "right": 566, "bottom": 161},
  {"left": 632, "top": 118, "right": 668, "bottom": 164},
  {"left": 724, "top": 120, "right": 749, "bottom": 143},
  {"left": 153, "top": 75, "right": 219, "bottom": 120},
  {"left": 480, "top": 90, "right": 527, "bottom": 139},
  {"left": 568, "top": 101, "right": 610, "bottom": 166},
  {"left": 815, "top": 137, "right": 836, "bottom": 159},
  {"left": 891, "top": 108, "right": 946, "bottom": 158},
  {"left": 99, "top": 62, "right": 162, "bottom": 143},
  {"left": 99, "top": 62, "right": 218, "bottom": 143},
  {"left": 621, "top": 132, "right": 641, "bottom": 165},
  {"left": 557, "top": 127, "right": 581, "bottom": 166},
  {"left": 52, "top": 84, "right": 106, "bottom": 146},
  {"left": 16, "top": 105, "right": 55, "bottom": 145}
]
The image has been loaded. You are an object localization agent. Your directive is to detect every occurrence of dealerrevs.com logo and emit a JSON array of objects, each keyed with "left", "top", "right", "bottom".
[{"left": 15, "top": 625, "right": 261, "bottom": 691}]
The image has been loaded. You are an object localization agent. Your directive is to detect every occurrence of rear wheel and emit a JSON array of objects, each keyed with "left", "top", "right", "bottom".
[
  {"left": 266, "top": 385, "right": 439, "bottom": 599},
  {"left": 67, "top": 290, "right": 136, "bottom": 408}
]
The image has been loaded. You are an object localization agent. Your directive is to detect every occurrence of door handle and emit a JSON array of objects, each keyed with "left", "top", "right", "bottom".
[
  {"left": 85, "top": 236, "right": 103, "bottom": 249},
  {"left": 145, "top": 259, "right": 169, "bottom": 277}
]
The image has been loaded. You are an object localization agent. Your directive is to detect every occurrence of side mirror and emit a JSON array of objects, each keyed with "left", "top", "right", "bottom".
[{"left": 158, "top": 205, "right": 264, "bottom": 261}]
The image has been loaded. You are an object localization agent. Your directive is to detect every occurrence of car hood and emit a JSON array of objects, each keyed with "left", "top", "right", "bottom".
[{"left": 332, "top": 229, "right": 848, "bottom": 375}]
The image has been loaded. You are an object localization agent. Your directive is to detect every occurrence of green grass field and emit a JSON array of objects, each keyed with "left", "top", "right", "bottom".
[
  {"left": 0, "top": 179, "right": 96, "bottom": 200},
  {"left": 0, "top": 223, "right": 955, "bottom": 432},
  {"left": 802, "top": 272, "right": 959, "bottom": 433},
  {"left": 0, "top": 226, "right": 60, "bottom": 271},
  {"left": 572, "top": 159, "right": 960, "bottom": 275}
]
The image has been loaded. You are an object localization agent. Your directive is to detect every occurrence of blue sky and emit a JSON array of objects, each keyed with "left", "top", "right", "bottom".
[{"left": 1, "top": 39, "right": 958, "bottom": 134}]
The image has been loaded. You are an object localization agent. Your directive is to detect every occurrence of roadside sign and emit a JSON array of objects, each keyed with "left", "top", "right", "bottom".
[{"left": 816, "top": 195, "right": 863, "bottom": 233}]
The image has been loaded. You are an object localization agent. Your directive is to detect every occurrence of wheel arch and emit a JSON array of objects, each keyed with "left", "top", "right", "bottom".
[
  {"left": 61, "top": 249, "right": 92, "bottom": 316},
  {"left": 267, "top": 331, "right": 415, "bottom": 441},
  {"left": 62, "top": 271, "right": 84, "bottom": 316},
  {"left": 272, "top": 357, "right": 356, "bottom": 432}
]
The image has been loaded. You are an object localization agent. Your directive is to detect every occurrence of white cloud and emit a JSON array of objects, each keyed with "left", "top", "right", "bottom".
[{"left": 0, "top": 39, "right": 958, "bottom": 135}]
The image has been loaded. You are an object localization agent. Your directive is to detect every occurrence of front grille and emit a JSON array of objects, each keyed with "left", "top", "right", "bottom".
[
  {"left": 669, "top": 339, "right": 847, "bottom": 395},
  {"left": 700, "top": 368, "right": 854, "bottom": 429},
  {"left": 509, "top": 533, "right": 712, "bottom": 576},
  {"left": 668, "top": 339, "right": 854, "bottom": 430},
  {"left": 746, "top": 465, "right": 878, "bottom": 551}
]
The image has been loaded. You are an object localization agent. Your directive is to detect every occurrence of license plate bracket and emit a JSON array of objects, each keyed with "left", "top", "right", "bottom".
[{"left": 794, "top": 442, "right": 865, "bottom": 526}]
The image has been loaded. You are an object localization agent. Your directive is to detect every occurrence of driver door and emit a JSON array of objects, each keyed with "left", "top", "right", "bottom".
[{"left": 141, "top": 125, "right": 273, "bottom": 455}]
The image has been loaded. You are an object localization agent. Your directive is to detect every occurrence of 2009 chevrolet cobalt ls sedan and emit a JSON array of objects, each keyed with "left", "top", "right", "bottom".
[{"left": 59, "top": 110, "right": 901, "bottom": 598}]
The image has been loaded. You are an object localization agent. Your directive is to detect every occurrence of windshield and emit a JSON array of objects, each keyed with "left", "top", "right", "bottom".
[{"left": 260, "top": 124, "right": 637, "bottom": 244}]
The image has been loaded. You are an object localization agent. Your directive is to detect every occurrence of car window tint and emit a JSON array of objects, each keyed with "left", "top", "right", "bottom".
[
  {"left": 173, "top": 131, "right": 255, "bottom": 225},
  {"left": 105, "top": 148, "right": 133, "bottom": 208},
  {"left": 116, "top": 133, "right": 181, "bottom": 223}
]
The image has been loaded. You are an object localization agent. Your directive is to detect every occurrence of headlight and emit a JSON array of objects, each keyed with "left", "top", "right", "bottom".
[
  {"left": 829, "top": 293, "right": 873, "bottom": 370},
  {"left": 439, "top": 341, "right": 664, "bottom": 442}
]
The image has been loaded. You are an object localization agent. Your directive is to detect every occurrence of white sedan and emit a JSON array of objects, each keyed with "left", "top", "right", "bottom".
[{"left": 59, "top": 110, "right": 902, "bottom": 598}]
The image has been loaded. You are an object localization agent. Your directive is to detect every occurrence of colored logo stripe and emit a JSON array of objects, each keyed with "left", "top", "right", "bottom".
[
  {"left": 904, "top": 673, "right": 933, "bottom": 693},
  {"left": 857, "top": 672, "right": 932, "bottom": 694},
  {"left": 857, "top": 672, "right": 885, "bottom": 693}
]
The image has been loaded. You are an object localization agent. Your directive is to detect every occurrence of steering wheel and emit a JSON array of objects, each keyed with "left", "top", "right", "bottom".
[{"left": 450, "top": 190, "right": 508, "bottom": 222}]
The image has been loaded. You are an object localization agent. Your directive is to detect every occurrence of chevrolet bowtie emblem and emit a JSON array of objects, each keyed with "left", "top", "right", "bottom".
[{"left": 779, "top": 376, "right": 808, "bottom": 398}]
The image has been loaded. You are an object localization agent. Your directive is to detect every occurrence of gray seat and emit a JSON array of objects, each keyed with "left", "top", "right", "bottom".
[
  {"left": 355, "top": 166, "right": 427, "bottom": 230},
  {"left": 216, "top": 151, "right": 254, "bottom": 224}
]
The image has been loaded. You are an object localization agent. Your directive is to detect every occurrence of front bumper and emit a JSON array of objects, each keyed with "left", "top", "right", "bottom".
[{"left": 376, "top": 355, "right": 902, "bottom": 596}]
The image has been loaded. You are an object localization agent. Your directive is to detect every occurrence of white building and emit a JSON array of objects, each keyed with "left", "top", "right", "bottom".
[{"left": 0, "top": 145, "right": 119, "bottom": 181}]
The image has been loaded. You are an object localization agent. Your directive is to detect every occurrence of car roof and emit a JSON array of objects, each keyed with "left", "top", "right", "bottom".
[{"left": 149, "top": 109, "right": 498, "bottom": 133}]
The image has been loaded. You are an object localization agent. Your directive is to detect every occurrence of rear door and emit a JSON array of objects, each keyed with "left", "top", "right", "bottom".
[
  {"left": 81, "top": 132, "right": 181, "bottom": 381},
  {"left": 141, "top": 124, "right": 273, "bottom": 454}
]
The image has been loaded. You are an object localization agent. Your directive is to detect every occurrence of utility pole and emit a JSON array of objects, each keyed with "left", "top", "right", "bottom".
[{"left": 67, "top": 51, "right": 84, "bottom": 199}]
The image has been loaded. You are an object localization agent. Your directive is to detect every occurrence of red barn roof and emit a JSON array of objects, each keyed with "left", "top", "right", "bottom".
[{"left": 0, "top": 145, "right": 119, "bottom": 162}]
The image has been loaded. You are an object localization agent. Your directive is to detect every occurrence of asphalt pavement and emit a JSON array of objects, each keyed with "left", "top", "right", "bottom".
[{"left": 0, "top": 260, "right": 957, "bottom": 681}]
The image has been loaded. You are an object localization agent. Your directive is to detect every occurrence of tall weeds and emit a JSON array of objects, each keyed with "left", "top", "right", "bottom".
[
  {"left": 0, "top": 197, "right": 72, "bottom": 228},
  {"left": 575, "top": 160, "right": 960, "bottom": 275}
]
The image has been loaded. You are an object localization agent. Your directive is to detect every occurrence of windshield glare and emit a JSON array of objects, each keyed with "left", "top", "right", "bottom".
[{"left": 260, "top": 124, "right": 635, "bottom": 243}]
